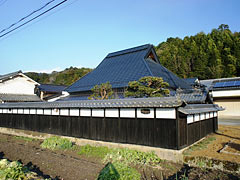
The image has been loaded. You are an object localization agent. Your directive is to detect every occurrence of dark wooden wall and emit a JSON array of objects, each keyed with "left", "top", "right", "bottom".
[
  {"left": 0, "top": 112, "right": 218, "bottom": 150},
  {"left": 0, "top": 113, "right": 177, "bottom": 149}
]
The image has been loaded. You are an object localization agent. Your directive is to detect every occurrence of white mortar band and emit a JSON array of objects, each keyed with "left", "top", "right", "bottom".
[
  {"left": 44, "top": 109, "right": 51, "bottom": 115},
  {"left": 18, "top": 109, "right": 24, "bottom": 114},
  {"left": 92, "top": 109, "right": 104, "bottom": 117},
  {"left": 52, "top": 108, "right": 60, "bottom": 116},
  {"left": 30, "top": 109, "right": 36, "bottom": 115},
  {"left": 156, "top": 108, "right": 176, "bottom": 119},
  {"left": 24, "top": 109, "right": 29, "bottom": 114},
  {"left": 187, "top": 115, "right": 194, "bottom": 124},
  {"left": 37, "top": 109, "right": 43, "bottom": 115},
  {"left": 13, "top": 109, "right": 18, "bottom": 114},
  {"left": 70, "top": 109, "right": 79, "bottom": 116},
  {"left": 137, "top": 108, "right": 154, "bottom": 118},
  {"left": 120, "top": 108, "right": 135, "bottom": 118},
  {"left": 105, "top": 109, "right": 119, "bottom": 118},
  {"left": 60, "top": 109, "right": 68, "bottom": 116},
  {"left": 194, "top": 114, "right": 200, "bottom": 122},
  {"left": 0, "top": 109, "right": 2, "bottom": 113},
  {"left": 80, "top": 109, "right": 91, "bottom": 117}
]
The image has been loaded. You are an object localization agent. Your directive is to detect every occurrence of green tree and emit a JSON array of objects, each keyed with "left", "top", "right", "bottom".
[
  {"left": 89, "top": 82, "right": 114, "bottom": 100},
  {"left": 125, "top": 76, "right": 170, "bottom": 98}
]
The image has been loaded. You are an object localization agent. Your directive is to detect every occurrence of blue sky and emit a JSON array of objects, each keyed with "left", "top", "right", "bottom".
[{"left": 0, "top": 0, "right": 239, "bottom": 74}]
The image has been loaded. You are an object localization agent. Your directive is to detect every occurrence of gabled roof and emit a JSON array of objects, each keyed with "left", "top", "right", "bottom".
[
  {"left": 38, "top": 84, "right": 67, "bottom": 93},
  {"left": 0, "top": 70, "right": 39, "bottom": 85},
  {"left": 66, "top": 44, "right": 191, "bottom": 93}
]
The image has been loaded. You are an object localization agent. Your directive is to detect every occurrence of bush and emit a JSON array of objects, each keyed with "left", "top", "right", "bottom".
[{"left": 41, "top": 136, "right": 73, "bottom": 150}]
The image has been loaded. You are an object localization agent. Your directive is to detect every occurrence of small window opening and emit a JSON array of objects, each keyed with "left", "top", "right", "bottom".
[
  {"left": 147, "top": 52, "right": 157, "bottom": 62},
  {"left": 141, "top": 108, "right": 151, "bottom": 114}
]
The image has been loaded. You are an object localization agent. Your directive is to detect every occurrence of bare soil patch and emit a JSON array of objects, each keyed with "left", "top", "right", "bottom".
[
  {"left": 184, "top": 125, "right": 240, "bottom": 164},
  {"left": 0, "top": 131, "right": 239, "bottom": 180}
]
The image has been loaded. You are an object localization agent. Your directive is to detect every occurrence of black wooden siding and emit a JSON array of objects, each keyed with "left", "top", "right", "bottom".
[{"left": 0, "top": 110, "right": 218, "bottom": 150}]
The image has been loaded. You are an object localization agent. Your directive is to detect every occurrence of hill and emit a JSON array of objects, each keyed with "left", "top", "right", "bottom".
[
  {"left": 155, "top": 24, "right": 240, "bottom": 79},
  {"left": 25, "top": 67, "right": 92, "bottom": 86}
]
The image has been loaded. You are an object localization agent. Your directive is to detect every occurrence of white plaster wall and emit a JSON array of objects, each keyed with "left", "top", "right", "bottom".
[
  {"left": 105, "top": 109, "right": 119, "bottom": 118},
  {"left": 92, "top": 109, "right": 104, "bottom": 117},
  {"left": 137, "top": 108, "right": 154, "bottom": 118},
  {"left": 0, "top": 76, "right": 36, "bottom": 95},
  {"left": 156, "top": 108, "right": 175, "bottom": 119}
]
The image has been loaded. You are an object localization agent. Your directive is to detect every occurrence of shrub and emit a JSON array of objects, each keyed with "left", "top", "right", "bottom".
[{"left": 41, "top": 136, "right": 73, "bottom": 150}]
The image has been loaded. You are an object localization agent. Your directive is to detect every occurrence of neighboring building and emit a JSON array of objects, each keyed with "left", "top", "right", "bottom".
[
  {"left": 0, "top": 71, "right": 41, "bottom": 103},
  {"left": 35, "top": 84, "right": 67, "bottom": 101},
  {"left": 200, "top": 77, "right": 240, "bottom": 120},
  {"left": 64, "top": 44, "right": 193, "bottom": 100}
]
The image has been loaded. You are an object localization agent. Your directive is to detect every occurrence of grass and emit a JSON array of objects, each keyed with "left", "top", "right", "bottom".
[
  {"left": 78, "top": 144, "right": 162, "bottom": 179},
  {"left": 14, "top": 136, "right": 35, "bottom": 142},
  {"left": 103, "top": 147, "right": 162, "bottom": 166},
  {"left": 40, "top": 136, "right": 73, "bottom": 150},
  {"left": 183, "top": 136, "right": 216, "bottom": 155},
  {"left": 78, "top": 144, "right": 110, "bottom": 159}
]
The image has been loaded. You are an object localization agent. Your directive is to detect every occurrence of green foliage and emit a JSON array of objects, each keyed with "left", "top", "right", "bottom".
[
  {"left": 78, "top": 144, "right": 110, "bottom": 158},
  {"left": 97, "top": 162, "right": 141, "bottom": 180},
  {"left": 155, "top": 24, "right": 240, "bottom": 79},
  {"left": 103, "top": 148, "right": 162, "bottom": 166},
  {"left": 89, "top": 81, "right": 114, "bottom": 100},
  {"left": 14, "top": 136, "right": 35, "bottom": 142},
  {"left": 40, "top": 136, "right": 73, "bottom": 150},
  {"left": 25, "top": 66, "right": 92, "bottom": 86},
  {"left": 125, "top": 76, "right": 170, "bottom": 98},
  {"left": 0, "top": 159, "right": 37, "bottom": 179}
]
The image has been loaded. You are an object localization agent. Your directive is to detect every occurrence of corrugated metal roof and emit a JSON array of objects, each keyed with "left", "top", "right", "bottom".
[
  {"left": 0, "top": 97, "right": 183, "bottom": 108},
  {"left": 38, "top": 84, "right": 67, "bottom": 93},
  {"left": 0, "top": 94, "right": 41, "bottom": 102},
  {"left": 65, "top": 44, "right": 191, "bottom": 93},
  {"left": 178, "top": 104, "right": 224, "bottom": 114}
]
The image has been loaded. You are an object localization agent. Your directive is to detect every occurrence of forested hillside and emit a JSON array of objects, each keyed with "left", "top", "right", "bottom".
[
  {"left": 155, "top": 24, "right": 240, "bottom": 79},
  {"left": 25, "top": 24, "right": 240, "bottom": 86},
  {"left": 25, "top": 67, "right": 92, "bottom": 86}
]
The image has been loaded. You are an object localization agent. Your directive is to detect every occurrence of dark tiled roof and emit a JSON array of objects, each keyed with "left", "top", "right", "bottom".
[
  {"left": 38, "top": 84, "right": 67, "bottom": 93},
  {"left": 0, "top": 94, "right": 41, "bottom": 102},
  {"left": 0, "top": 97, "right": 183, "bottom": 108},
  {"left": 66, "top": 44, "right": 191, "bottom": 93},
  {"left": 175, "top": 89, "right": 208, "bottom": 104},
  {"left": 178, "top": 104, "right": 224, "bottom": 114},
  {"left": 184, "top": 77, "right": 198, "bottom": 85},
  {"left": 0, "top": 70, "right": 22, "bottom": 81}
]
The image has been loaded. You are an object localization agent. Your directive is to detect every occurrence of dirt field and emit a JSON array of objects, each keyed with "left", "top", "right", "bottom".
[
  {"left": 184, "top": 125, "right": 240, "bottom": 164},
  {"left": 0, "top": 127, "right": 239, "bottom": 180}
]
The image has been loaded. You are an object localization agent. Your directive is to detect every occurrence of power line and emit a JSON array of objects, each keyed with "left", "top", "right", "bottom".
[
  {"left": 0, "top": 0, "right": 8, "bottom": 6},
  {"left": 0, "top": 0, "right": 55, "bottom": 34},
  {"left": 0, "top": 0, "right": 68, "bottom": 39}
]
